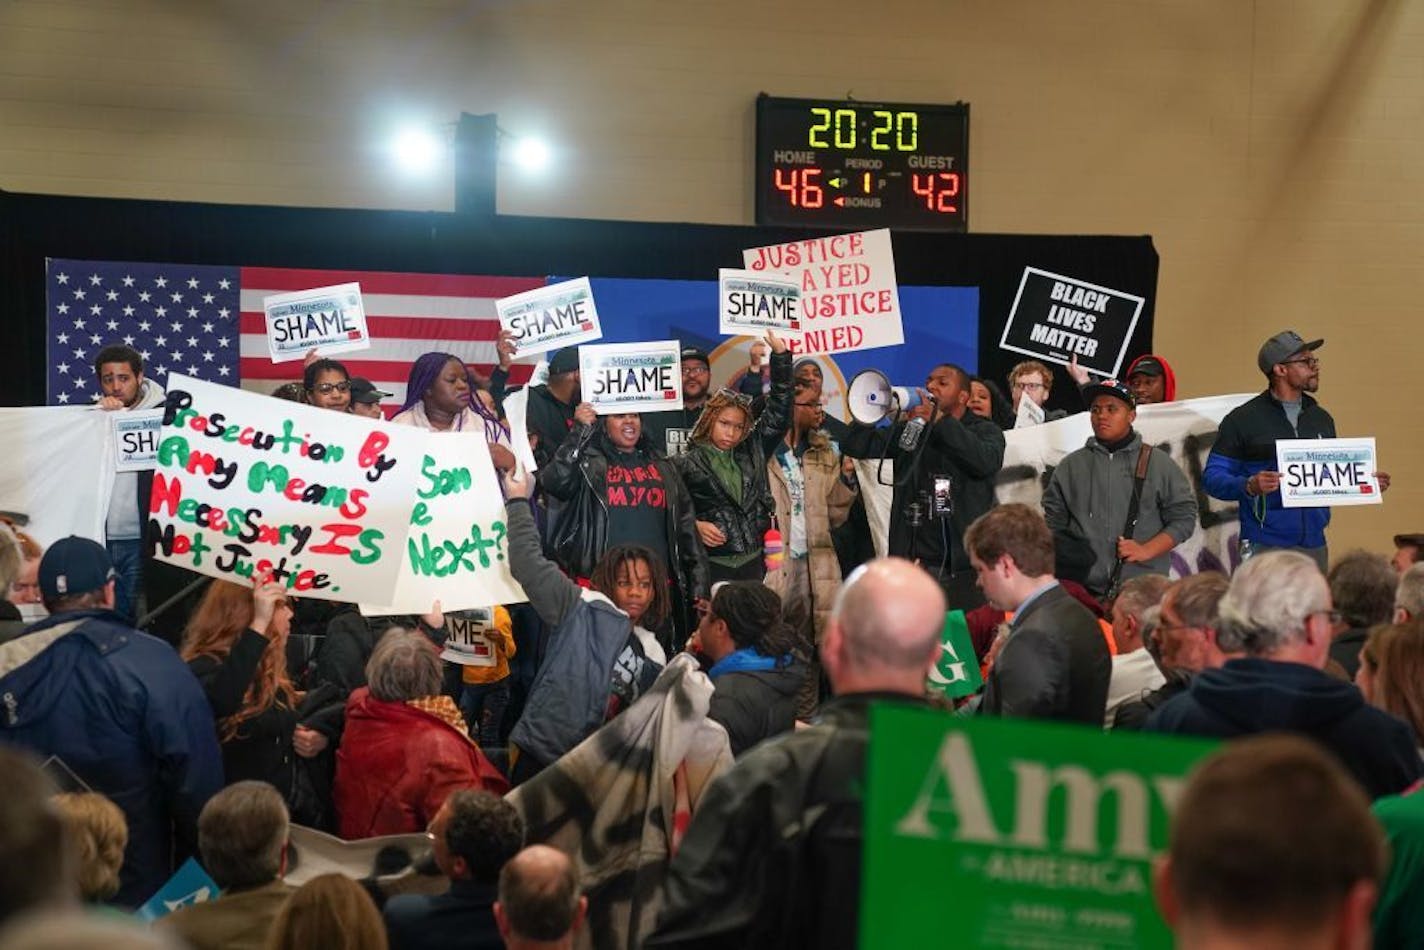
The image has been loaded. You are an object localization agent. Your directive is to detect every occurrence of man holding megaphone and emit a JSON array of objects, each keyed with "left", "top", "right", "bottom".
[{"left": 841, "top": 363, "right": 1006, "bottom": 608}]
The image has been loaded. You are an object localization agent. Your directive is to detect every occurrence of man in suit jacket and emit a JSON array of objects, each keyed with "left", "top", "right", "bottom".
[
  {"left": 160, "top": 782, "right": 293, "bottom": 950},
  {"left": 966, "top": 504, "right": 1111, "bottom": 724}
]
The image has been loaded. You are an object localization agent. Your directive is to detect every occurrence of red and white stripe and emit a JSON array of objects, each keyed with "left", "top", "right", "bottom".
[{"left": 238, "top": 266, "right": 544, "bottom": 410}]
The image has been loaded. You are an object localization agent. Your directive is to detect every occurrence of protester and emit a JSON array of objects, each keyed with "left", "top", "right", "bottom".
[
  {"left": 1326, "top": 550, "right": 1396, "bottom": 678},
  {"left": 334, "top": 627, "right": 508, "bottom": 839},
  {"left": 182, "top": 579, "right": 338, "bottom": 827},
  {"left": 494, "top": 845, "right": 586, "bottom": 950},
  {"left": 1041, "top": 379, "right": 1196, "bottom": 600},
  {"left": 159, "top": 782, "right": 293, "bottom": 950},
  {"left": 1114, "top": 572, "right": 1233, "bottom": 730},
  {"left": 1146, "top": 551, "right": 1422, "bottom": 798},
  {"left": 646, "top": 558, "right": 945, "bottom": 949},
  {"left": 391, "top": 351, "right": 516, "bottom": 471},
  {"left": 1007, "top": 359, "right": 1067, "bottom": 423},
  {"left": 1392, "top": 532, "right": 1424, "bottom": 574},
  {"left": 270, "top": 381, "right": 306, "bottom": 403},
  {"left": 1153, "top": 735, "right": 1385, "bottom": 950},
  {"left": 0, "top": 525, "right": 27, "bottom": 644},
  {"left": 765, "top": 375, "right": 858, "bottom": 714},
  {"left": 265, "top": 874, "right": 387, "bottom": 950},
  {"left": 348, "top": 377, "right": 391, "bottom": 419},
  {"left": 310, "top": 606, "right": 445, "bottom": 699},
  {"left": 642, "top": 344, "right": 727, "bottom": 457},
  {"left": 966, "top": 375, "right": 1014, "bottom": 430},
  {"left": 0, "top": 747, "right": 68, "bottom": 926},
  {"left": 1124, "top": 353, "right": 1177, "bottom": 404},
  {"left": 841, "top": 362, "right": 1005, "bottom": 607},
  {"left": 3, "top": 524, "right": 42, "bottom": 619},
  {"left": 0, "top": 536, "right": 222, "bottom": 906},
  {"left": 690, "top": 581, "right": 804, "bottom": 756},
  {"left": 967, "top": 504, "right": 1111, "bottom": 724},
  {"left": 540, "top": 401, "right": 708, "bottom": 647},
  {"left": 303, "top": 357, "right": 352, "bottom": 412},
  {"left": 1204, "top": 330, "right": 1389, "bottom": 570},
  {"left": 1397, "top": 562, "right": 1424, "bottom": 622},
  {"left": 503, "top": 469, "right": 670, "bottom": 782},
  {"left": 1103, "top": 574, "right": 1170, "bottom": 727},
  {"left": 679, "top": 331, "right": 793, "bottom": 583},
  {"left": 520, "top": 345, "right": 581, "bottom": 469},
  {"left": 1356, "top": 620, "right": 1424, "bottom": 753},
  {"left": 53, "top": 792, "right": 127, "bottom": 904},
  {"left": 383, "top": 790, "right": 524, "bottom": 950},
  {"left": 92, "top": 343, "right": 166, "bottom": 621}
]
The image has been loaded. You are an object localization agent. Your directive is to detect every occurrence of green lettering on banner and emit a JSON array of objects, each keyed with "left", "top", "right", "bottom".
[
  {"left": 861, "top": 708, "right": 1217, "bottom": 949},
  {"left": 926, "top": 610, "right": 983, "bottom": 700}
]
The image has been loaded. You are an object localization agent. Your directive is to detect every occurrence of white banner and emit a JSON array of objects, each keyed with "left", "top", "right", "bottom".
[
  {"left": 580, "top": 340, "right": 684, "bottom": 415},
  {"left": 360, "top": 433, "right": 527, "bottom": 615},
  {"left": 263, "top": 282, "right": 371, "bottom": 363},
  {"left": 1277, "top": 437, "right": 1381, "bottom": 508},
  {"left": 859, "top": 394, "right": 1255, "bottom": 577},
  {"left": 743, "top": 228, "right": 903, "bottom": 357},
  {"left": 496, "top": 276, "right": 603, "bottom": 358},
  {"left": 0, "top": 407, "right": 115, "bottom": 547}
]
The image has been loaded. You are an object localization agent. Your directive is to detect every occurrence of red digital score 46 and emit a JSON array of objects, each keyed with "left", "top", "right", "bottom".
[{"left": 773, "top": 167, "right": 825, "bottom": 208}]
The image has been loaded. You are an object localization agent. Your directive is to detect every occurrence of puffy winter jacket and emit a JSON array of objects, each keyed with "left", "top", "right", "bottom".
[{"left": 708, "top": 659, "right": 804, "bottom": 757}]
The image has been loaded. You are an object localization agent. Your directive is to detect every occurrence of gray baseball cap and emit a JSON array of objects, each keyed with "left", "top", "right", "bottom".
[{"left": 1257, "top": 330, "right": 1323, "bottom": 375}]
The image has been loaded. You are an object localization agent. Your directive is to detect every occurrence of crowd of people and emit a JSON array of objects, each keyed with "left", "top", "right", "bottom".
[{"left": 1, "top": 325, "right": 1422, "bottom": 949}]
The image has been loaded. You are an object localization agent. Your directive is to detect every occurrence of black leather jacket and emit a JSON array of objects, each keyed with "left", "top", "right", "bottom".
[
  {"left": 539, "top": 422, "right": 710, "bottom": 631},
  {"left": 676, "top": 351, "right": 794, "bottom": 558}
]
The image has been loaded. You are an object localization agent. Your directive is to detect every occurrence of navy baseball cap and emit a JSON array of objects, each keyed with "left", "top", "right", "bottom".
[
  {"left": 548, "top": 347, "right": 581, "bottom": 376},
  {"left": 39, "top": 536, "right": 117, "bottom": 600},
  {"left": 1082, "top": 378, "right": 1135, "bottom": 407}
]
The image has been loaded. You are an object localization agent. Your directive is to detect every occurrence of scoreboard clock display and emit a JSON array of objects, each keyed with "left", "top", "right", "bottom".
[{"left": 755, "top": 94, "right": 969, "bottom": 232}]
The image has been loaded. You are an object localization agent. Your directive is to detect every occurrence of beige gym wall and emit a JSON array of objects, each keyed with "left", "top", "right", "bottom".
[{"left": 1, "top": 0, "right": 1419, "bottom": 559}]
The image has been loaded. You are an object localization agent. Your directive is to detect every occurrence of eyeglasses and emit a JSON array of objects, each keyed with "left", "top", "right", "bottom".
[
  {"left": 312, "top": 382, "right": 350, "bottom": 394},
  {"left": 794, "top": 401, "right": 824, "bottom": 409},
  {"left": 1280, "top": 357, "right": 1320, "bottom": 369},
  {"left": 682, "top": 365, "right": 710, "bottom": 377},
  {"left": 1011, "top": 380, "right": 1045, "bottom": 392}
]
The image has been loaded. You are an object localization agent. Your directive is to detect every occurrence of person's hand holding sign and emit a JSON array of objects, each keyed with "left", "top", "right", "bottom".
[
  {"left": 1246, "top": 471, "right": 1282, "bottom": 497},
  {"left": 1377, "top": 472, "right": 1392, "bottom": 493},
  {"left": 251, "top": 577, "right": 286, "bottom": 639},
  {"left": 96, "top": 396, "right": 125, "bottom": 411},
  {"left": 764, "top": 329, "right": 789, "bottom": 356},
  {"left": 574, "top": 402, "right": 597, "bottom": 427},
  {"left": 501, "top": 467, "right": 534, "bottom": 500},
  {"left": 496, "top": 328, "right": 518, "bottom": 371},
  {"left": 1066, "top": 354, "right": 1091, "bottom": 388}
]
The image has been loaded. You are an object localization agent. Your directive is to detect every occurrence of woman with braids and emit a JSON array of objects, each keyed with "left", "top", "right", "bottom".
[
  {"left": 501, "top": 467, "right": 670, "bottom": 784},
  {"left": 391, "top": 351, "right": 517, "bottom": 472},
  {"left": 689, "top": 581, "right": 806, "bottom": 756},
  {"left": 183, "top": 579, "right": 340, "bottom": 825},
  {"left": 677, "top": 330, "right": 794, "bottom": 583}
]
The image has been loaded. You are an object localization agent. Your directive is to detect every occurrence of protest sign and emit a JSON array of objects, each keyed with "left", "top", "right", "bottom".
[
  {"left": 718, "top": 269, "right": 801, "bottom": 338},
  {"left": 496, "top": 276, "right": 603, "bottom": 357},
  {"left": 501, "top": 385, "right": 539, "bottom": 473},
  {"left": 1000, "top": 268, "right": 1145, "bottom": 378},
  {"left": 1014, "top": 392, "right": 1046, "bottom": 429},
  {"left": 743, "top": 228, "right": 902, "bottom": 356},
  {"left": 136, "top": 857, "right": 218, "bottom": 922},
  {"left": 927, "top": 610, "right": 984, "bottom": 701},
  {"left": 286, "top": 824, "right": 429, "bottom": 887},
  {"left": 360, "top": 433, "right": 527, "bottom": 615},
  {"left": 663, "top": 426, "right": 691, "bottom": 458},
  {"left": 580, "top": 340, "right": 683, "bottom": 414},
  {"left": 0, "top": 406, "right": 114, "bottom": 546},
  {"left": 862, "top": 707, "right": 1217, "bottom": 949},
  {"left": 439, "top": 607, "right": 500, "bottom": 666},
  {"left": 149, "top": 374, "right": 424, "bottom": 603},
  {"left": 1276, "top": 437, "right": 1382, "bottom": 508},
  {"left": 263, "top": 282, "right": 370, "bottom": 363},
  {"left": 112, "top": 408, "right": 163, "bottom": 472},
  {"left": 859, "top": 394, "right": 1254, "bottom": 577}
]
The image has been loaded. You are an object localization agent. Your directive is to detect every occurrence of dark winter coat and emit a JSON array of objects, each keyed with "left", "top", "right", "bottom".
[{"left": 708, "top": 659, "right": 804, "bottom": 757}]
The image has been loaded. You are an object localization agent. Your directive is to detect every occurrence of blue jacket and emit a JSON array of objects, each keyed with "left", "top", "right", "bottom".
[
  {"left": 0, "top": 609, "right": 224, "bottom": 907},
  {"left": 384, "top": 879, "right": 502, "bottom": 950},
  {"left": 1202, "top": 390, "right": 1336, "bottom": 548}
]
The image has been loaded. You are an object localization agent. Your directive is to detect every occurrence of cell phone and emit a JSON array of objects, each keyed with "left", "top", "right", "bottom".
[{"left": 932, "top": 475, "right": 953, "bottom": 517}]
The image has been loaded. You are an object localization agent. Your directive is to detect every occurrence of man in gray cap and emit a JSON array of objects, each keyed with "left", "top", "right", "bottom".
[{"left": 1202, "top": 330, "right": 1390, "bottom": 570}]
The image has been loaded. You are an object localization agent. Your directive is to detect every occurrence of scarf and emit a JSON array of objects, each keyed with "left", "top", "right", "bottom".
[
  {"left": 707, "top": 646, "right": 784, "bottom": 680},
  {"left": 406, "top": 695, "right": 475, "bottom": 745}
]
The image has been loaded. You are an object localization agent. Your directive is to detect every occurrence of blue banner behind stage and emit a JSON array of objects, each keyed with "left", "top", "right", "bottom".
[{"left": 573, "top": 277, "right": 980, "bottom": 419}]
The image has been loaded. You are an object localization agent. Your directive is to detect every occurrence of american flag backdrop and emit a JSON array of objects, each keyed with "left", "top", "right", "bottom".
[{"left": 46, "top": 259, "right": 544, "bottom": 408}]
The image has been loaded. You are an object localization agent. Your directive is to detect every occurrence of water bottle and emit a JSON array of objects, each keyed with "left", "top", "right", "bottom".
[{"left": 899, "top": 416, "right": 927, "bottom": 451}]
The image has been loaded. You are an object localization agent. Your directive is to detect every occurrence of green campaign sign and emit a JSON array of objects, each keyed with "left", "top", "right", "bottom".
[
  {"left": 861, "top": 706, "right": 1218, "bottom": 949},
  {"left": 927, "top": 609, "right": 983, "bottom": 700}
]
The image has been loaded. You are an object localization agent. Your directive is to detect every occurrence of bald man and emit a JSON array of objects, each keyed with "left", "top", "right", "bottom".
[
  {"left": 645, "top": 558, "right": 946, "bottom": 950},
  {"left": 494, "top": 845, "right": 586, "bottom": 950}
]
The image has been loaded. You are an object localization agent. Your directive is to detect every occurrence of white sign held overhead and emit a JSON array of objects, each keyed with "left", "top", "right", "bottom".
[
  {"left": 263, "top": 282, "right": 371, "bottom": 363},
  {"left": 580, "top": 340, "right": 684, "bottom": 415},
  {"left": 718, "top": 269, "right": 801, "bottom": 339},
  {"left": 495, "top": 277, "right": 603, "bottom": 358}
]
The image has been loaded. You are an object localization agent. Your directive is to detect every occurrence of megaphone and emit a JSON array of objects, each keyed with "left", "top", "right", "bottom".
[{"left": 847, "top": 369, "right": 925, "bottom": 424}]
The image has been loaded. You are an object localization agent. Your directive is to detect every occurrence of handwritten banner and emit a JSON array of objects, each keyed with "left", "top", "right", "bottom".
[
  {"left": 263, "top": 282, "right": 371, "bottom": 363},
  {"left": 1276, "top": 437, "right": 1381, "bottom": 508},
  {"left": 0, "top": 406, "right": 114, "bottom": 546},
  {"left": 360, "top": 433, "right": 527, "bottom": 615},
  {"left": 718, "top": 269, "right": 801, "bottom": 338},
  {"left": 149, "top": 374, "right": 423, "bottom": 602},
  {"left": 580, "top": 340, "right": 684, "bottom": 415},
  {"left": 1000, "top": 268, "right": 1145, "bottom": 378},
  {"left": 112, "top": 408, "right": 163, "bottom": 472},
  {"left": 496, "top": 276, "right": 603, "bottom": 358},
  {"left": 742, "top": 227, "right": 903, "bottom": 356}
]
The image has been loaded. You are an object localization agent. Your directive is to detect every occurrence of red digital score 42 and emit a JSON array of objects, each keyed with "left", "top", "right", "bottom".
[{"left": 755, "top": 95, "right": 969, "bottom": 232}]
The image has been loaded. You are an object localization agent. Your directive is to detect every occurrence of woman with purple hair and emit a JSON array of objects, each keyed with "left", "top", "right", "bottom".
[{"left": 391, "top": 352, "right": 516, "bottom": 471}]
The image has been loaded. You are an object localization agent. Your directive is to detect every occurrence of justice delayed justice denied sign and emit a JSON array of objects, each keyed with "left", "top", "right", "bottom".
[{"left": 861, "top": 707, "right": 1217, "bottom": 950}]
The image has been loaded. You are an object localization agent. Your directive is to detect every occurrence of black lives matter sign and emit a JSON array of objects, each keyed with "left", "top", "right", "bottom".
[{"left": 999, "top": 268, "right": 1145, "bottom": 378}]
